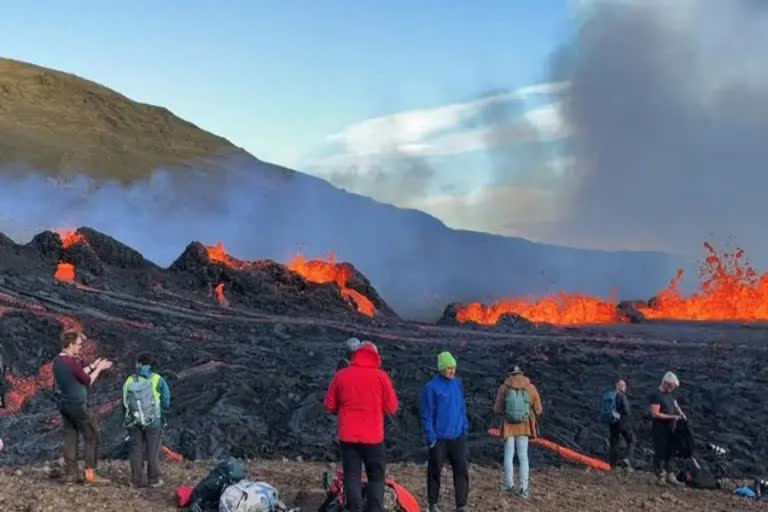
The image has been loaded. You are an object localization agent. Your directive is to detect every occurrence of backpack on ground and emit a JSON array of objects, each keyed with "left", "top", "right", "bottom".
[
  {"left": 219, "top": 481, "right": 295, "bottom": 512},
  {"left": 599, "top": 390, "right": 620, "bottom": 424},
  {"left": 189, "top": 457, "right": 247, "bottom": 512},
  {"left": 504, "top": 387, "right": 531, "bottom": 424},
  {"left": 678, "top": 458, "right": 719, "bottom": 490},
  {"left": 125, "top": 375, "right": 159, "bottom": 427},
  {"left": 318, "top": 470, "right": 418, "bottom": 512}
]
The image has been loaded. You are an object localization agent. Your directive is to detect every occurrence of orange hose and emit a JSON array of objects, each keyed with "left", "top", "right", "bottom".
[
  {"left": 531, "top": 438, "right": 611, "bottom": 472},
  {"left": 487, "top": 429, "right": 610, "bottom": 472}
]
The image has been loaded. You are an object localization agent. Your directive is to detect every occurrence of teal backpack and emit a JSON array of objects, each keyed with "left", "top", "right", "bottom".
[
  {"left": 504, "top": 388, "right": 531, "bottom": 423},
  {"left": 600, "top": 390, "right": 620, "bottom": 424}
]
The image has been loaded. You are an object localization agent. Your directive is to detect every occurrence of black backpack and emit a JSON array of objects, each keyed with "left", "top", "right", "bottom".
[
  {"left": 678, "top": 458, "right": 719, "bottom": 490},
  {"left": 188, "top": 457, "right": 247, "bottom": 512}
]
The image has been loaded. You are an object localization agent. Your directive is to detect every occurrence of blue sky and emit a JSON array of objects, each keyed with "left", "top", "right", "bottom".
[{"left": 1, "top": 0, "right": 584, "bottom": 239}]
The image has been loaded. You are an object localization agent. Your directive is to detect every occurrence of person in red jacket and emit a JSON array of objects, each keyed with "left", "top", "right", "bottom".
[{"left": 325, "top": 341, "right": 399, "bottom": 512}]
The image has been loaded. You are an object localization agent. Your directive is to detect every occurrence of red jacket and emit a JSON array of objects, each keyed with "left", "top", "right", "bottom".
[{"left": 324, "top": 344, "right": 399, "bottom": 444}]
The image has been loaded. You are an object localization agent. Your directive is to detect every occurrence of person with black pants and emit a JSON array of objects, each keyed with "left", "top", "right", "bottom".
[
  {"left": 649, "top": 371, "right": 686, "bottom": 486},
  {"left": 609, "top": 379, "right": 635, "bottom": 469},
  {"left": 325, "top": 342, "right": 399, "bottom": 512},
  {"left": 421, "top": 352, "right": 470, "bottom": 512}
]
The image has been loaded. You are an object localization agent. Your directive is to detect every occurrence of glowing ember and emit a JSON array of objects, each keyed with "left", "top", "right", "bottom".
[
  {"left": 288, "top": 254, "right": 376, "bottom": 317},
  {"left": 214, "top": 282, "right": 229, "bottom": 307},
  {"left": 638, "top": 242, "right": 768, "bottom": 321},
  {"left": 455, "top": 293, "right": 625, "bottom": 326},
  {"left": 54, "top": 262, "right": 75, "bottom": 282},
  {"left": 54, "top": 229, "right": 84, "bottom": 248}
]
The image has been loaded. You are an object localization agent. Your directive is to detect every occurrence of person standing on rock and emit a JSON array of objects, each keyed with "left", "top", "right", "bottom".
[
  {"left": 324, "top": 341, "right": 399, "bottom": 512},
  {"left": 608, "top": 379, "right": 635, "bottom": 470},
  {"left": 52, "top": 329, "right": 113, "bottom": 485},
  {"left": 421, "top": 351, "right": 470, "bottom": 512},
  {"left": 493, "top": 366, "right": 542, "bottom": 499},
  {"left": 122, "top": 353, "right": 171, "bottom": 488},
  {"left": 649, "top": 371, "right": 686, "bottom": 486}
]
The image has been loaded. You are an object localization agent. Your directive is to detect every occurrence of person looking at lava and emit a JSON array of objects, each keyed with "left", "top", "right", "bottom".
[
  {"left": 649, "top": 371, "right": 686, "bottom": 486},
  {"left": 52, "top": 329, "right": 113, "bottom": 485}
]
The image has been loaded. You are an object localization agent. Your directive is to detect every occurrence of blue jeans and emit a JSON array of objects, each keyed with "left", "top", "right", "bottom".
[{"left": 504, "top": 436, "right": 529, "bottom": 490}]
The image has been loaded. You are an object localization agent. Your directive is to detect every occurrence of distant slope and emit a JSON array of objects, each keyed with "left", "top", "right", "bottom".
[
  {"left": 0, "top": 58, "right": 248, "bottom": 181},
  {"left": 0, "top": 57, "right": 686, "bottom": 320}
]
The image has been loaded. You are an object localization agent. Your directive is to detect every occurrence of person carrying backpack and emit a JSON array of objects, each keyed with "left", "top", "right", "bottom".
[
  {"left": 324, "top": 341, "right": 399, "bottom": 512},
  {"left": 493, "top": 366, "right": 542, "bottom": 499},
  {"left": 122, "top": 353, "right": 171, "bottom": 488},
  {"left": 420, "top": 351, "right": 469, "bottom": 512},
  {"left": 601, "top": 379, "right": 635, "bottom": 470}
]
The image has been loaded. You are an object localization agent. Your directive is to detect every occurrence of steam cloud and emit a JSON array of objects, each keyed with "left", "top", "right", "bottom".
[
  {"left": 0, "top": 155, "right": 680, "bottom": 320},
  {"left": 548, "top": 0, "right": 768, "bottom": 263}
]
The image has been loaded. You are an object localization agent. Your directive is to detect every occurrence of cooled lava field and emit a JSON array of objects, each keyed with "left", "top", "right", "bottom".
[{"left": 0, "top": 228, "right": 766, "bottom": 479}]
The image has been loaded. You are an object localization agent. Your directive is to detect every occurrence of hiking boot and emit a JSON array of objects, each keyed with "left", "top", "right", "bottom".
[
  {"left": 656, "top": 472, "right": 667, "bottom": 486},
  {"left": 622, "top": 459, "right": 634, "bottom": 472},
  {"left": 83, "top": 468, "right": 111, "bottom": 486},
  {"left": 666, "top": 473, "right": 684, "bottom": 486},
  {"left": 149, "top": 479, "right": 164, "bottom": 488},
  {"left": 456, "top": 506, "right": 469, "bottom": 512},
  {"left": 428, "top": 505, "right": 442, "bottom": 512},
  {"left": 518, "top": 489, "right": 530, "bottom": 500}
]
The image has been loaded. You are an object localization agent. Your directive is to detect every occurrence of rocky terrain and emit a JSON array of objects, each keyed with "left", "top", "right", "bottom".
[
  {"left": 1, "top": 227, "right": 766, "bottom": 490},
  {"left": 2, "top": 459, "right": 765, "bottom": 512}
]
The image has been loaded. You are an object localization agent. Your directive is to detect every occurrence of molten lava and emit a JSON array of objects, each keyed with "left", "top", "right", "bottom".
[
  {"left": 456, "top": 293, "right": 625, "bottom": 326},
  {"left": 55, "top": 229, "right": 84, "bottom": 248},
  {"left": 205, "top": 242, "right": 250, "bottom": 270},
  {"left": 638, "top": 243, "right": 768, "bottom": 321},
  {"left": 54, "top": 262, "right": 75, "bottom": 282},
  {"left": 288, "top": 254, "right": 376, "bottom": 317},
  {"left": 214, "top": 282, "right": 229, "bottom": 307}
]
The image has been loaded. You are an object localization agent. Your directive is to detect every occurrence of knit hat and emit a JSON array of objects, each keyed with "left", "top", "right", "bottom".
[
  {"left": 345, "top": 337, "right": 362, "bottom": 352},
  {"left": 437, "top": 351, "right": 457, "bottom": 371}
]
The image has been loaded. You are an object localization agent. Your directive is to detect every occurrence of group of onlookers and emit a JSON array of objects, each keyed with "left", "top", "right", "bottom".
[{"left": 49, "top": 328, "right": 689, "bottom": 511}]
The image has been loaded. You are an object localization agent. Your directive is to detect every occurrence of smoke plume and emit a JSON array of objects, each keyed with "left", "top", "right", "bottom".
[{"left": 549, "top": 0, "right": 768, "bottom": 263}]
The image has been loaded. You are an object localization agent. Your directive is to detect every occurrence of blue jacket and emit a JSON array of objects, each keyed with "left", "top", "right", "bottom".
[{"left": 420, "top": 375, "right": 469, "bottom": 445}]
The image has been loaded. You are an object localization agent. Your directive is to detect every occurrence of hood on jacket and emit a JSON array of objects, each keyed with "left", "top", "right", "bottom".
[
  {"left": 350, "top": 343, "right": 381, "bottom": 368},
  {"left": 504, "top": 374, "right": 531, "bottom": 389}
]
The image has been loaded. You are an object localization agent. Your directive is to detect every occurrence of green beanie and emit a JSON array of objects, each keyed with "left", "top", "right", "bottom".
[{"left": 437, "top": 351, "right": 457, "bottom": 371}]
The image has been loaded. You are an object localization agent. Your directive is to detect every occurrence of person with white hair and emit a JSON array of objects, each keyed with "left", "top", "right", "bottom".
[{"left": 648, "top": 371, "right": 686, "bottom": 486}]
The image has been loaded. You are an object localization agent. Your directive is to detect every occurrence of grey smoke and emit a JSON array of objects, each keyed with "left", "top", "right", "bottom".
[
  {"left": 548, "top": 0, "right": 768, "bottom": 266},
  {"left": 0, "top": 155, "right": 681, "bottom": 320}
]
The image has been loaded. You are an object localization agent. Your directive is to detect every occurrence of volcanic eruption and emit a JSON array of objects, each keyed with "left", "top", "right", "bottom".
[
  {"left": 288, "top": 253, "right": 377, "bottom": 317},
  {"left": 447, "top": 243, "right": 768, "bottom": 327}
]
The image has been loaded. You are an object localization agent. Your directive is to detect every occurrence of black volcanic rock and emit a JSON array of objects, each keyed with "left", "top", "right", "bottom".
[
  {"left": 76, "top": 227, "right": 152, "bottom": 269},
  {"left": 437, "top": 303, "right": 463, "bottom": 326},
  {"left": 618, "top": 300, "right": 648, "bottom": 323}
]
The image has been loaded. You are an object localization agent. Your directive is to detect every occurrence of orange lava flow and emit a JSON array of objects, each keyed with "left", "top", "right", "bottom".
[
  {"left": 54, "top": 262, "right": 75, "bottom": 282},
  {"left": 638, "top": 242, "right": 768, "bottom": 321},
  {"left": 455, "top": 293, "right": 625, "bottom": 326},
  {"left": 214, "top": 283, "right": 229, "bottom": 307},
  {"left": 288, "top": 254, "right": 376, "bottom": 317},
  {"left": 205, "top": 242, "right": 250, "bottom": 270},
  {"left": 1, "top": 363, "right": 53, "bottom": 415},
  {"left": 55, "top": 229, "right": 84, "bottom": 248}
]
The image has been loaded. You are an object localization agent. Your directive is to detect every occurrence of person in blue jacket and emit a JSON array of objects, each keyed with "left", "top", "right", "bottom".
[{"left": 420, "top": 351, "right": 469, "bottom": 512}]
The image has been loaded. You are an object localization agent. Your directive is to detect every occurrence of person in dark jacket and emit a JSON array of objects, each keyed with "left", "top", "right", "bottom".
[
  {"left": 122, "top": 353, "right": 171, "bottom": 488},
  {"left": 609, "top": 379, "right": 635, "bottom": 470},
  {"left": 324, "top": 341, "right": 399, "bottom": 512},
  {"left": 649, "top": 371, "right": 686, "bottom": 486},
  {"left": 52, "top": 329, "right": 113, "bottom": 485},
  {"left": 420, "top": 352, "right": 469, "bottom": 512}
]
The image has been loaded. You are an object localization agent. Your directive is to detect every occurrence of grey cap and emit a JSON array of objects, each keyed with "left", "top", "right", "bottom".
[
  {"left": 510, "top": 366, "right": 523, "bottom": 375},
  {"left": 345, "top": 337, "right": 362, "bottom": 352}
]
